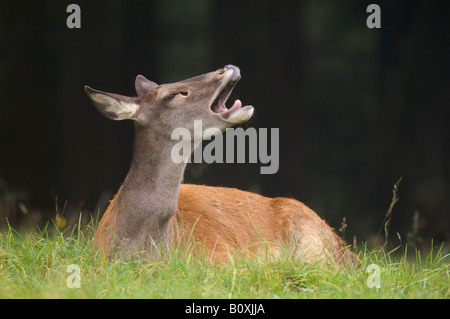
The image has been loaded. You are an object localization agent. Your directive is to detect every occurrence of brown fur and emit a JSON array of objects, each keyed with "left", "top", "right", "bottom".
[
  {"left": 96, "top": 184, "right": 356, "bottom": 265},
  {"left": 87, "top": 65, "right": 357, "bottom": 266}
]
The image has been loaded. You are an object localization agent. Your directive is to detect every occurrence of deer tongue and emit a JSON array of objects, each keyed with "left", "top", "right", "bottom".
[{"left": 227, "top": 99, "right": 242, "bottom": 113}]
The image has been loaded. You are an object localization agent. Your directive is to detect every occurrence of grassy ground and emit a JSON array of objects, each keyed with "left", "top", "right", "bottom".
[{"left": 0, "top": 222, "right": 448, "bottom": 299}]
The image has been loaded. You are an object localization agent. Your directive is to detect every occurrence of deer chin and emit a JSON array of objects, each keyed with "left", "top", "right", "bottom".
[{"left": 219, "top": 104, "right": 254, "bottom": 124}]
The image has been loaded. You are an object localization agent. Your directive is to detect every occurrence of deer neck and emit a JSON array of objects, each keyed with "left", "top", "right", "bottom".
[{"left": 116, "top": 125, "right": 189, "bottom": 239}]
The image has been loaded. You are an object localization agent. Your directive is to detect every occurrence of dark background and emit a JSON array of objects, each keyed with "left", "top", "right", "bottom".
[{"left": 0, "top": 0, "right": 449, "bottom": 249}]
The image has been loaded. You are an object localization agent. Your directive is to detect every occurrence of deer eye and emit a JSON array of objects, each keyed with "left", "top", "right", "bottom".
[
  {"left": 164, "top": 91, "right": 189, "bottom": 101},
  {"left": 164, "top": 93, "right": 177, "bottom": 101}
]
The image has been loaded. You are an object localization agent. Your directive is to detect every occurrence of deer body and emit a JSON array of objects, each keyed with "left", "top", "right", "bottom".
[{"left": 86, "top": 65, "right": 356, "bottom": 264}]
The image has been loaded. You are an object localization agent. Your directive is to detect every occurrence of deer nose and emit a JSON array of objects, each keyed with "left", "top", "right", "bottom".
[{"left": 224, "top": 65, "right": 241, "bottom": 78}]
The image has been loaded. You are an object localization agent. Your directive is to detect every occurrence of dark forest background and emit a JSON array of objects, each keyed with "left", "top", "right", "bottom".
[{"left": 0, "top": 0, "right": 449, "bottom": 249}]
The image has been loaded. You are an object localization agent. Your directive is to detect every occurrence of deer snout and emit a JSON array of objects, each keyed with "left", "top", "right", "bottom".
[{"left": 224, "top": 65, "right": 241, "bottom": 79}]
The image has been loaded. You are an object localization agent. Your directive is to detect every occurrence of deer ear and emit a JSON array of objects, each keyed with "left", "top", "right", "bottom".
[
  {"left": 84, "top": 86, "right": 139, "bottom": 121},
  {"left": 135, "top": 75, "right": 158, "bottom": 97}
]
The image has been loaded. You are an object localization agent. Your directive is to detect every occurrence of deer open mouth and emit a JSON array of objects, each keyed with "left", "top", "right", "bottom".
[
  {"left": 210, "top": 65, "right": 254, "bottom": 124},
  {"left": 210, "top": 67, "right": 242, "bottom": 115}
]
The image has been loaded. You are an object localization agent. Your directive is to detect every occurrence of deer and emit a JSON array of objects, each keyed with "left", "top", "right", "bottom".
[{"left": 85, "top": 65, "right": 357, "bottom": 265}]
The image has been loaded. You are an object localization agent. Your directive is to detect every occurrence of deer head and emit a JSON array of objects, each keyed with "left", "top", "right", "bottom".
[{"left": 85, "top": 65, "right": 254, "bottom": 142}]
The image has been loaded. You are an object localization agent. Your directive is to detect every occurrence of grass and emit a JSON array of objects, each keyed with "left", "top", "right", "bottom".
[{"left": 0, "top": 220, "right": 448, "bottom": 299}]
